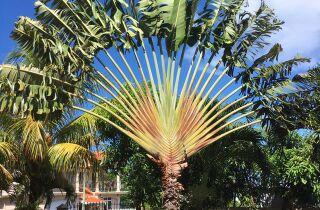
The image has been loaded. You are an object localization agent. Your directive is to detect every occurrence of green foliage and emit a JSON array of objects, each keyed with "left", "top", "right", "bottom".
[
  {"left": 100, "top": 124, "right": 163, "bottom": 209},
  {"left": 258, "top": 65, "right": 320, "bottom": 131},
  {"left": 1, "top": 0, "right": 319, "bottom": 209},
  {"left": 0, "top": 113, "right": 77, "bottom": 207},
  {"left": 263, "top": 131, "right": 320, "bottom": 208},
  {"left": 15, "top": 202, "right": 41, "bottom": 210},
  {"left": 48, "top": 143, "right": 96, "bottom": 171},
  {"left": 0, "top": 64, "right": 74, "bottom": 120},
  {"left": 121, "top": 152, "right": 162, "bottom": 209},
  {"left": 181, "top": 127, "right": 268, "bottom": 209},
  {"left": 284, "top": 139, "right": 319, "bottom": 187},
  {"left": 0, "top": 0, "right": 307, "bottom": 123},
  {"left": 0, "top": 130, "right": 15, "bottom": 190}
]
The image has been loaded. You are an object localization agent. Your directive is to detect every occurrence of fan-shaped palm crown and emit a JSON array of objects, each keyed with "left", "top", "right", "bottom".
[{"left": 0, "top": 0, "right": 310, "bottom": 209}]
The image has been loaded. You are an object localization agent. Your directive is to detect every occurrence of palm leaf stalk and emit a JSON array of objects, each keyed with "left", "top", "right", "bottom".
[{"left": 0, "top": 0, "right": 311, "bottom": 208}]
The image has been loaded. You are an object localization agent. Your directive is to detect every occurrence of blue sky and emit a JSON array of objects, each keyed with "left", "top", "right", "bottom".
[
  {"left": 249, "top": 0, "right": 320, "bottom": 73},
  {"left": 0, "top": 0, "right": 318, "bottom": 131},
  {"left": 1, "top": 0, "right": 319, "bottom": 72},
  {"left": 0, "top": 0, "right": 35, "bottom": 62}
]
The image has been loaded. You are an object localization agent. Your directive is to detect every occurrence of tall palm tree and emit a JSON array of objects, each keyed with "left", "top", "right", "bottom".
[{"left": 0, "top": 0, "right": 310, "bottom": 208}]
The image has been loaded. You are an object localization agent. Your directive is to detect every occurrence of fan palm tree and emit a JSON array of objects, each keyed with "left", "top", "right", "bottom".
[
  {"left": 46, "top": 88, "right": 260, "bottom": 209},
  {"left": 0, "top": 0, "right": 311, "bottom": 208}
]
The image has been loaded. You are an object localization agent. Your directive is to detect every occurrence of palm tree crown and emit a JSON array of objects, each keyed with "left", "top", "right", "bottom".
[{"left": 0, "top": 0, "right": 311, "bottom": 209}]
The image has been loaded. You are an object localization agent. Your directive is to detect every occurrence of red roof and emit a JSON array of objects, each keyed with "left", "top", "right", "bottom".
[
  {"left": 94, "top": 151, "right": 104, "bottom": 161},
  {"left": 85, "top": 196, "right": 104, "bottom": 203},
  {"left": 85, "top": 187, "right": 93, "bottom": 195},
  {"left": 79, "top": 186, "right": 106, "bottom": 203}
]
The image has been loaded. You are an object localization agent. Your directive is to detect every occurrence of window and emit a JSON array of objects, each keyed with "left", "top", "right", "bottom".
[{"left": 106, "top": 197, "right": 112, "bottom": 209}]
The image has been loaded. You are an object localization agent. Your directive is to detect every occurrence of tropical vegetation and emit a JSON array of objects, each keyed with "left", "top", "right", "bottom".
[
  {"left": 0, "top": 114, "right": 77, "bottom": 209},
  {"left": 0, "top": 0, "right": 319, "bottom": 209}
]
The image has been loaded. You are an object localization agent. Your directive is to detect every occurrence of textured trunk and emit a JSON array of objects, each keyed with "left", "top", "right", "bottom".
[{"left": 161, "top": 162, "right": 188, "bottom": 210}]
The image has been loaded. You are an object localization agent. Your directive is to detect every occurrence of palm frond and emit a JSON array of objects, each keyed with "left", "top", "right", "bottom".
[
  {"left": 8, "top": 116, "right": 47, "bottom": 160},
  {"left": 2, "top": 0, "right": 306, "bottom": 169},
  {"left": 54, "top": 110, "right": 100, "bottom": 147},
  {"left": 48, "top": 143, "right": 95, "bottom": 172},
  {"left": 0, "top": 141, "right": 15, "bottom": 160},
  {"left": 0, "top": 64, "right": 74, "bottom": 119},
  {"left": 293, "top": 65, "right": 320, "bottom": 92},
  {"left": 0, "top": 164, "right": 13, "bottom": 190},
  {"left": 0, "top": 141, "right": 15, "bottom": 190}
]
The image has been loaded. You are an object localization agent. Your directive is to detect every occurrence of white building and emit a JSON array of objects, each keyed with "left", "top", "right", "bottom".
[{"left": 0, "top": 170, "right": 132, "bottom": 210}]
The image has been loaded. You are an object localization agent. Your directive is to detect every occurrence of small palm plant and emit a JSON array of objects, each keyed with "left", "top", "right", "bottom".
[{"left": 0, "top": 0, "right": 310, "bottom": 208}]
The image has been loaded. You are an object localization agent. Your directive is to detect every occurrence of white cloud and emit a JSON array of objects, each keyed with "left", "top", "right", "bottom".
[
  {"left": 184, "top": 47, "right": 224, "bottom": 75},
  {"left": 185, "top": 0, "right": 320, "bottom": 73},
  {"left": 248, "top": 0, "right": 320, "bottom": 71}
]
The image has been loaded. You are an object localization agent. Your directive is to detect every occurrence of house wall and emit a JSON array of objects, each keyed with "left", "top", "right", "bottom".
[
  {"left": 0, "top": 172, "right": 127, "bottom": 210},
  {"left": 0, "top": 195, "right": 45, "bottom": 210},
  {"left": 0, "top": 192, "right": 122, "bottom": 210}
]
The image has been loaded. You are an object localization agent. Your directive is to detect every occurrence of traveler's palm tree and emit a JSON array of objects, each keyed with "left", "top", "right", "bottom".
[{"left": 0, "top": 0, "right": 310, "bottom": 208}]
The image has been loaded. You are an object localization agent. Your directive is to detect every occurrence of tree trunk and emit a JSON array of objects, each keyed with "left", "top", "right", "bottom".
[
  {"left": 135, "top": 204, "right": 142, "bottom": 210},
  {"left": 29, "top": 176, "right": 41, "bottom": 204},
  {"left": 161, "top": 162, "right": 188, "bottom": 210}
]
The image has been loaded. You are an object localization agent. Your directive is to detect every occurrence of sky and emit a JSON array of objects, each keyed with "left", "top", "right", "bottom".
[
  {"left": 248, "top": 0, "right": 320, "bottom": 72},
  {"left": 0, "top": 0, "right": 320, "bottom": 73}
]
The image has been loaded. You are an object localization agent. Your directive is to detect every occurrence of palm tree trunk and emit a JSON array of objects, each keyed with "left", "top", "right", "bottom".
[
  {"left": 161, "top": 162, "right": 188, "bottom": 210},
  {"left": 82, "top": 171, "right": 86, "bottom": 210}
]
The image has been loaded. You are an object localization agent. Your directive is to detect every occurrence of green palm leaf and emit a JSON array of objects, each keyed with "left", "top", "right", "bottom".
[
  {"left": 0, "top": 141, "right": 15, "bottom": 190},
  {"left": 164, "top": 0, "right": 187, "bottom": 51},
  {"left": 0, "top": 164, "right": 13, "bottom": 190},
  {"left": 0, "top": 141, "right": 15, "bottom": 160},
  {"left": 9, "top": 116, "right": 47, "bottom": 160},
  {"left": 48, "top": 143, "right": 95, "bottom": 172},
  {"left": 0, "top": 64, "right": 75, "bottom": 119},
  {"left": 55, "top": 111, "right": 100, "bottom": 147}
]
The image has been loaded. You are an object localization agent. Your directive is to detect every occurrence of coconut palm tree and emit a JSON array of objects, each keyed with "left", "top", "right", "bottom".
[
  {"left": 0, "top": 141, "right": 15, "bottom": 190},
  {"left": 0, "top": 0, "right": 311, "bottom": 208},
  {"left": 0, "top": 113, "right": 17, "bottom": 191},
  {"left": 0, "top": 45, "right": 93, "bottom": 208},
  {"left": 48, "top": 114, "right": 100, "bottom": 210},
  {"left": 0, "top": 114, "right": 77, "bottom": 209}
]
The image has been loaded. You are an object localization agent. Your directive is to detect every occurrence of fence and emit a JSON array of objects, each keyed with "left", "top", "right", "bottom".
[
  {"left": 227, "top": 208, "right": 320, "bottom": 210},
  {"left": 65, "top": 203, "right": 135, "bottom": 210}
]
